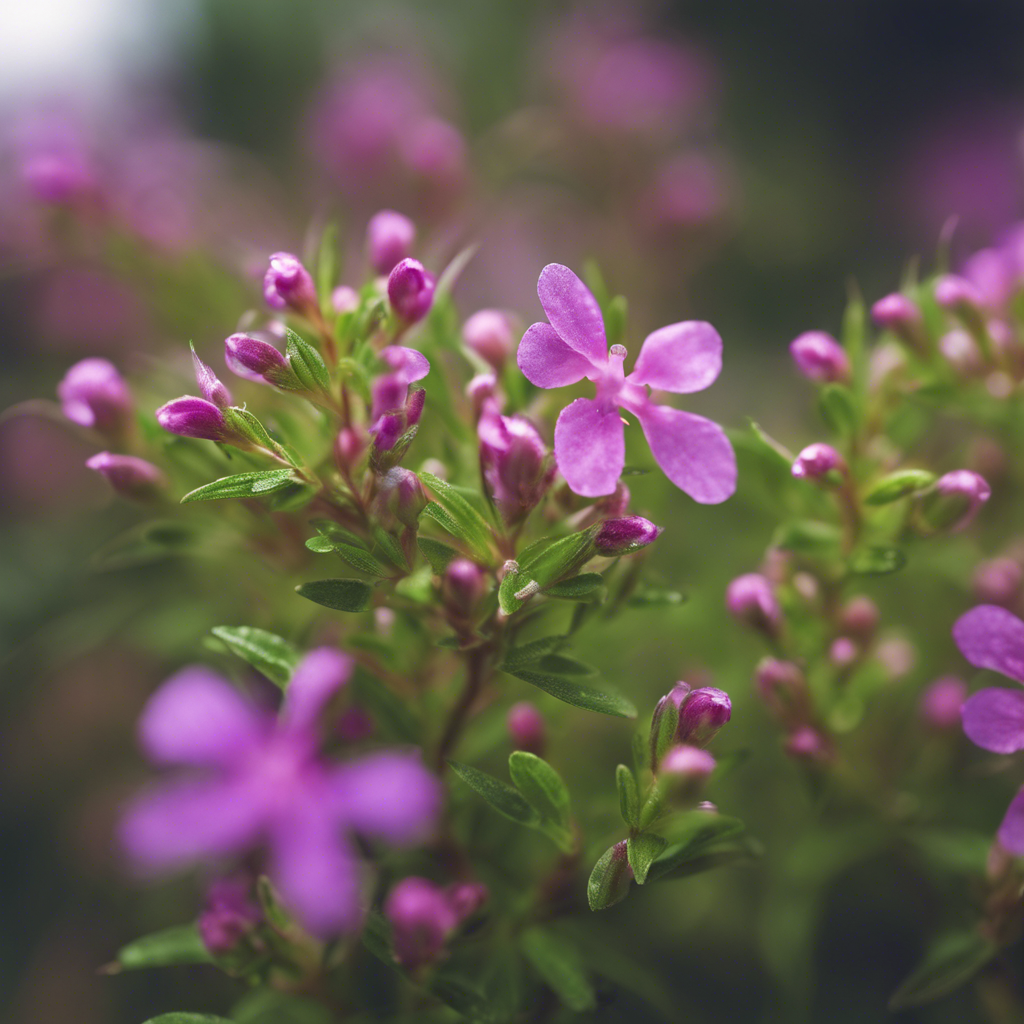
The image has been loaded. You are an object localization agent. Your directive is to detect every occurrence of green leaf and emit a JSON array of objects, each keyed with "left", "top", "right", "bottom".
[
  {"left": 501, "top": 636, "right": 566, "bottom": 671},
  {"left": 331, "top": 542, "right": 393, "bottom": 578},
  {"left": 848, "top": 545, "right": 906, "bottom": 575},
  {"left": 498, "top": 563, "right": 531, "bottom": 615},
  {"left": 746, "top": 418, "right": 795, "bottom": 468},
  {"left": 534, "top": 653, "right": 593, "bottom": 675},
  {"left": 521, "top": 527, "right": 598, "bottom": 586},
  {"left": 647, "top": 812, "right": 750, "bottom": 883},
  {"left": 285, "top": 328, "right": 331, "bottom": 395},
  {"left": 309, "top": 518, "right": 367, "bottom": 548},
  {"left": 371, "top": 526, "right": 409, "bottom": 570},
  {"left": 587, "top": 842, "right": 633, "bottom": 910},
  {"left": 222, "top": 407, "right": 294, "bottom": 458},
  {"left": 505, "top": 667, "right": 636, "bottom": 718},
  {"left": 616, "top": 764, "right": 640, "bottom": 828},
  {"left": 772, "top": 519, "right": 843, "bottom": 556},
  {"left": 232, "top": 988, "right": 336, "bottom": 1024},
  {"left": 888, "top": 930, "right": 997, "bottom": 1009},
  {"left": 627, "top": 588, "right": 686, "bottom": 608},
  {"left": 417, "top": 536, "right": 460, "bottom": 575},
  {"left": 520, "top": 926, "right": 596, "bottom": 1012},
  {"left": 210, "top": 626, "right": 300, "bottom": 689},
  {"left": 447, "top": 760, "right": 538, "bottom": 826},
  {"left": 141, "top": 1016, "right": 232, "bottom": 1024},
  {"left": 304, "top": 535, "right": 335, "bottom": 554},
  {"left": 627, "top": 832, "right": 668, "bottom": 885},
  {"left": 429, "top": 969, "right": 498, "bottom": 1023},
  {"left": 295, "top": 578, "right": 373, "bottom": 612},
  {"left": 864, "top": 469, "right": 937, "bottom": 505},
  {"left": 605, "top": 295, "right": 628, "bottom": 346},
  {"left": 508, "top": 751, "right": 573, "bottom": 851},
  {"left": 181, "top": 469, "right": 297, "bottom": 504},
  {"left": 314, "top": 221, "right": 338, "bottom": 309},
  {"left": 420, "top": 503, "right": 491, "bottom": 562},
  {"left": 114, "top": 924, "right": 212, "bottom": 970},
  {"left": 419, "top": 472, "right": 493, "bottom": 558},
  {"left": 818, "top": 383, "right": 858, "bottom": 436},
  {"left": 544, "top": 573, "right": 605, "bottom": 600}
]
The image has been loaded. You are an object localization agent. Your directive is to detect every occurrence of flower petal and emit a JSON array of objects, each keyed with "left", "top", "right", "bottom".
[
  {"left": 330, "top": 751, "right": 442, "bottom": 845},
  {"left": 381, "top": 345, "right": 430, "bottom": 384},
  {"left": 518, "top": 322, "right": 596, "bottom": 388},
  {"left": 961, "top": 688, "right": 1024, "bottom": 753},
  {"left": 554, "top": 397, "right": 625, "bottom": 497},
  {"left": 120, "top": 776, "right": 266, "bottom": 872},
  {"left": 537, "top": 263, "right": 606, "bottom": 363},
  {"left": 953, "top": 605, "right": 1024, "bottom": 683},
  {"left": 269, "top": 806, "right": 363, "bottom": 936},
  {"left": 998, "top": 787, "right": 1024, "bottom": 854},
  {"left": 628, "top": 321, "right": 722, "bottom": 394},
  {"left": 138, "top": 667, "right": 267, "bottom": 768},
  {"left": 281, "top": 648, "right": 353, "bottom": 735},
  {"left": 637, "top": 404, "right": 737, "bottom": 504}
]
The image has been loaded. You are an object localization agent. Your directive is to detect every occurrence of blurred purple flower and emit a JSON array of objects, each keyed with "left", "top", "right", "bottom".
[
  {"left": 85, "top": 452, "right": 165, "bottom": 500},
  {"left": 477, "top": 407, "right": 554, "bottom": 525},
  {"left": 120, "top": 648, "right": 441, "bottom": 936},
  {"left": 517, "top": 263, "right": 735, "bottom": 500},
  {"left": 366, "top": 209, "right": 416, "bottom": 275},
  {"left": 920, "top": 676, "right": 968, "bottom": 730},
  {"left": 388, "top": 258, "right": 435, "bottom": 323},
  {"left": 789, "top": 331, "right": 850, "bottom": 384}
]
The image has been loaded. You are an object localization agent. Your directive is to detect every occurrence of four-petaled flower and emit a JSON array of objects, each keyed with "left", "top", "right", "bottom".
[
  {"left": 517, "top": 264, "right": 736, "bottom": 500},
  {"left": 120, "top": 648, "right": 441, "bottom": 936}
]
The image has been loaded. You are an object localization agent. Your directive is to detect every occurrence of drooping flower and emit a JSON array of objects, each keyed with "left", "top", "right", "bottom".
[
  {"left": 517, "top": 264, "right": 736, "bottom": 501},
  {"left": 954, "top": 605, "right": 1024, "bottom": 851},
  {"left": 119, "top": 648, "right": 441, "bottom": 936}
]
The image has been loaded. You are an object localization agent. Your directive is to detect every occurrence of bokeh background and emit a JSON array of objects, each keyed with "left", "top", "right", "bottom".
[{"left": 4, "top": 1, "right": 1024, "bottom": 1021}]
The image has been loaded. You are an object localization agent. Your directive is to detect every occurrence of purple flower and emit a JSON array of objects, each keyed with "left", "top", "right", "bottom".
[
  {"left": 726, "top": 573, "right": 781, "bottom": 635},
  {"left": 85, "top": 452, "right": 165, "bottom": 500},
  {"left": 384, "top": 876, "right": 485, "bottom": 970},
  {"left": 388, "top": 258, "right": 436, "bottom": 323},
  {"left": 120, "top": 649, "right": 442, "bottom": 936},
  {"left": 366, "top": 210, "right": 416, "bottom": 275},
  {"left": 477, "top": 407, "right": 554, "bottom": 525},
  {"left": 57, "top": 359, "right": 133, "bottom": 436},
  {"left": 791, "top": 443, "right": 845, "bottom": 481},
  {"left": 332, "top": 285, "right": 359, "bottom": 314},
  {"left": 676, "top": 686, "right": 732, "bottom": 747},
  {"left": 156, "top": 396, "right": 232, "bottom": 442},
  {"left": 517, "top": 264, "right": 736, "bottom": 501},
  {"left": 973, "top": 558, "right": 1023, "bottom": 606},
  {"left": 372, "top": 467, "right": 427, "bottom": 529},
  {"left": 263, "top": 252, "right": 318, "bottom": 315},
  {"left": 954, "top": 605, "right": 1024, "bottom": 851},
  {"left": 789, "top": 331, "right": 851, "bottom": 384},
  {"left": 593, "top": 515, "right": 662, "bottom": 555},
  {"left": 198, "top": 877, "right": 261, "bottom": 955},
  {"left": 935, "top": 273, "right": 984, "bottom": 313},
  {"left": 507, "top": 702, "right": 546, "bottom": 756},
  {"left": 920, "top": 676, "right": 967, "bottom": 730},
  {"left": 660, "top": 744, "right": 716, "bottom": 782},
  {"left": 463, "top": 310, "right": 515, "bottom": 370},
  {"left": 369, "top": 347, "right": 430, "bottom": 461},
  {"left": 871, "top": 293, "right": 927, "bottom": 351},
  {"left": 442, "top": 559, "right": 488, "bottom": 624},
  {"left": 919, "top": 470, "right": 991, "bottom": 532},
  {"left": 225, "top": 333, "right": 290, "bottom": 385}
]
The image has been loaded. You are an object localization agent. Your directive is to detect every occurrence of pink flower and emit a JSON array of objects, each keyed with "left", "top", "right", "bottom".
[{"left": 517, "top": 264, "right": 736, "bottom": 500}]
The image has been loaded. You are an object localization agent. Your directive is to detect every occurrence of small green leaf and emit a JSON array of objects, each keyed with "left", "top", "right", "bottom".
[
  {"left": 521, "top": 527, "right": 598, "bottom": 586},
  {"left": 115, "top": 924, "right": 212, "bottom": 970},
  {"left": 509, "top": 751, "right": 573, "bottom": 850},
  {"left": 864, "top": 469, "right": 937, "bottom": 505},
  {"left": 534, "top": 653, "right": 593, "bottom": 675},
  {"left": 627, "top": 588, "right": 686, "bottom": 608},
  {"left": 627, "top": 832, "right": 668, "bottom": 885},
  {"left": 889, "top": 931, "right": 997, "bottom": 1009},
  {"left": 285, "top": 328, "right": 331, "bottom": 394},
  {"left": 772, "top": 519, "right": 843, "bottom": 555},
  {"left": 501, "top": 635, "right": 566, "bottom": 670},
  {"left": 232, "top": 988, "right": 336, "bottom": 1024},
  {"left": 222, "top": 407, "right": 292, "bottom": 456},
  {"left": 587, "top": 841, "right": 633, "bottom": 910},
  {"left": 371, "top": 526, "right": 409, "bottom": 570},
  {"left": 544, "top": 573, "right": 605, "bottom": 600},
  {"left": 141, "top": 1016, "right": 232, "bottom": 1024},
  {"left": 818, "top": 383, "right": 858, "bottom": 436},
  {"left": 331, "top": 542, "right": 392, "bottom": 578},
  {"left": 421, "top": 502, "right": 491, "bottom": 561},
  {"left": 181, "top": 469, "right": 297, "bottom": 504},
  {"left": 417, "top": 536, "right": 459, "bottom": 574},
  {"left": 210, "top": 626, "right": 300, "bottom": 689},
  {"left": 746, "top": 419, "right": 795, "bottom": 467},
  {"left": 309, "top": 518, "right": 367, "bottom": 548},
  {"left": 520, "top": 926, "right": 596, "bottom": 1012},
  {"left": 497, "top": 564, "right": 531, "bottom": 615},
  {"left": 295, "top": 578, "right": 373, "bottom": 612},
  {"left": 505, "top": 667, "right": 636, "bottom": 718},
  {"left": 848, "top": 545, "right": 906, "bottom": 575},
  {"left": 305, "top": 535, "right": 335, "bottom": 554},
  {"left": 616, "top": 764, "right": 640, "bottom": 828},
  {"left": 447, "top": 760, "right": 538, "bottom": 825},
  {"left": 419, "top": 472, "right": 493, "bottom": 557},
  {"left": 429, "top": 969, "right": 498, "bottom": 1023},
  {"left": 647, "top": 812, "right": 749, "bottom": 883}
]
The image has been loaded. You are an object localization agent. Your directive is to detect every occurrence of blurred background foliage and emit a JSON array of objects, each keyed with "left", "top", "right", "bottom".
[{"left": 4, "top": 1, "right": 1024, "bottom": 1022}]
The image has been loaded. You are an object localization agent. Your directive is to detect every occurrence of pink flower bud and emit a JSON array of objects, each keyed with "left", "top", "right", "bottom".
[
  {"left": 660, "top": 743, "right": 716, "bottom": 782},
  {"left": 789, "top": 331, "right": 850, "bottom": 383},
  {"left": 726, "top": 573, "right": 781, "bottom": 635},
  {"left": 939, "top": 329, "right": 984, "bottom": 376},
  {"left": 86, "top": 452, "right": 165, "bottom": 500},
  {"left": 919, "top": 676, "right": 967, "bottom": 730},
  {"left": 447, "top": 882, "right": 488, "bottom": 921},
  {"left": 384, "top": 877, "right": 458, "bottom": 971},
  {"left": 466, "top": 373, "right": 499, "bottom": 416},
  {"left": 263, "top": 252, "right": 317, "bottom": 314},
  {"left": 443, "top": 559, "right": 488, "bottom": 621},
  {"left": 191, "top": 347, "right": 232, "bottom": 409},
  {"left": 593, "top": 516, "right": 662, "bottom": 555},
  {"left": 754, "top": 657, "right": 810, "bottom": 726},
  {"left": 973, "top": 558, "right": 1022, "bottom": 606},
  {"left": 791, "top": 443, "right": 845, "bottom": 481},
  {"left": 225, "top": 333, "right": 289, "bottom": 384},
  {"left": 57, "top": 359, "right": 133, "bottom": 436},
  {"left": 388, "top": 258, "right": 435, "bottom": 323},
  {"left": 463, "top": 309, "right": 514, "bottom": 370},
  {"left": 198, "top": 878, "right": 260, "bottom": 955},
  {"left": 872, "top": 293, "right": 923, "bottom": 332},
  {"left": 676, "top": 687, "right": 731, "bottom": 747},
  {"left": 935, "top": 273, "right": 984, "bottom": 313},
  {"left": 478, "top": 409, "right": 553, "bottom": 526},
  {"left": 919, "top": 470, "right": 991, "bottom": 532},
  {"left": 334, "top": 426, "right": 368, "bottom": 472},
  {"left": 785, "top": 726, "right": 832, "bottom": 763},
  {"left": 155, "top": 396, "right": 231, "bottom": 442},
  {"left": 507, "top": 702, "right": 546, "bottom": 755},
  {"left": 839, "top": 596, "right": 879, "bottom": 638},
  {"left": 829, "top": 636, "right": 859, "bottom": 667},
  {"left": 373, "top": 467, "right": 427, "bottom": 528},
  {"left": 366, "top": 209, "right": 416, "bottom": 275},
  {"left": 331, "top": 285, "right": 359, "bottom": 313}
]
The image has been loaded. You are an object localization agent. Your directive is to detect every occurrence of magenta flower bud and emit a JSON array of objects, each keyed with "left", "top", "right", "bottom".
[
  {"left": 443, "top": 559, "right": 488, "bottom": 622},
  {"left": 829, "top": 636, "right": 859, "bottom": 667},
  {"left": 919, "top": 470, "right": 991, "bottom": 532},
  {"left": 86, "top": 452, "right": 165, "bottom": 500},
  {"left": 507, "top": 702, "right": 546, "bottom": 756},
  {"left": 650, "top": 681, "right": 691, "bottom": 768},
  {"left": 478, "top": 409, "right": 553, "bottom": 525},
  {"left": 401, "top": 117, "right": 467, "bottom": 190},
  {"left": 791, "top": 443, "right": 845, "bottom": 481},
  {"left": 373, "top": 467, "right": 427, "bottom": 529},
  {"left": 366, "top": 209, "right": 416, "bottom": 275},
  {"left": 919, "top": 676, "right": 967, "bottom": 730},
  {"left": 384, "top": 877, "right": 458, "bottom": 971},
  {"left": 463, "top": 309, "right": 514, "bottom": 370},
  {"left": 872, "top": 293, "right": 923, "bottom": 333},
  {"left": 726, "top": 573, "right": 782, "bottom": 635},
  {"left": 225, "top": 333, "right": 289, "bottom": 384},
  {"left": 660, "top": 743, "right": 716, "bottom": 781},
  {"left": 447, "top": 882, "right": 488, "bottom": 921},
  {"left": 676, "top": 687, "right": 732, "bottom": 748},
  {"left": 156, "top": 396, "right": 231, "bottom": 442},
  {"left": 263, "top": 252, "right": 317, "bottom": 314},
  {"left": 973, "top": 558, "right": 1022, "bottom": 606},
  {"left": 334, "top": 426, "right": 368, "bottom": 472},
  {"left": 57, "top": 358, "right": 133, "bottom": 436},
  {"left": 466, "top": 373, "right": 499, "bottom": 416},
  {"left": 371, "top": 413, "right": 404, "bottom": 453},
  {"left": 405, "top": 385, "right": 426, "bottom": 427},
  {"left": 198, "top": 878, "right": 261, "bottom": 955},
  {"left": 839, "top": 596, "right": 880, "bottom": 638},
  {"left": 331, "top": 285, "right": 359, "bottom": 314},
  {"left": 754, "top": 657, "right": 809, "bottom": 725},
  {"left": 935, "top": 273, "right": 984, "bottom": 313},
  {"left": 789, "top": 331, "right": 850, "bottom": 384},
  {"left": 191, "top": 347, "right": 232, "bottom": 409},
  {"left": 785, "top": 726, "right": 832, "bottom": 763},
  {"left": 593, "top": 515, "right": 663, "bottom": 556},
  {"left": 387, "top": 258, "right": 435, "bottom": 323}
]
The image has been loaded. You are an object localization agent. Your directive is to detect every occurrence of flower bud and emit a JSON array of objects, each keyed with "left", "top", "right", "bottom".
[
  {"left": 478, "top": 409, "right": 553, "bottom": 526},
  {"left": 649, "top": 682, "right": 690, "bottom": 769},
  {"left": 973, "top": 557, "right": 1022, "bottom": 606},
  {"left": 935, "top": 273, "right": 984, "bottom": 314},
  {"left": 384, "top": 877, "right": 458, "bottom": 971},
  {"left": 447, "top": 882, "right": 488, "bottom": 921},
  {"left": 373, "top": 467, "right": 427, "bottom": 529},
  {"left": 155, "top": 397, "right": 233, "bottom": 443},
  {"left": 918, "top": 470, "right": 991, "bottom": 532},
  {"left": 443, "top": 559, "right": 488, "bottom": 623},
  {"left": 366, "top": 209, "right": 416, "bottom": 275},
  {"left": 593, "top": 515, "right": 662, "bottom": 555},
  {"left": 86, "top": 452, "right": 165, "bottom": 500},
  {"left": 191, "top": 346, "right": 232, "bottom": 409},
  {"left": 839, "top": 595, "right": 879, "bottom": 638},
  {"left": 875, "top": 636, "right": 916, "bottom": 679},
  {"left": 463, "top": 309, "right": 514, "bottom": 370},
  {"left": 331, "top": 285, "right": 359, "bottom": 314},
  {"left": 507, "top": 702, "right": 546, "bottom": 756},
  {"left": 871, "top": 293, "right": 924, "bottom": 335},
  {"left": 466, "top": 373, "right": 499, "bottom": 417},
  {"left": 388, "top": 258, "right": 435, "bottom": 323},
  {"left": 785, "top": 726, "right": 832, "bottom": 763},
  {"left": 57, "top": 358, "right": 133, "bottom": 436},
  {"left": 829, "top": 636, "right": 859, "bottom": 668},
  {"left": 197, "top": 878, "right": 260, "bottom": 956},
  {"left": 789, "top": 331, "right": 850, "bottom": 383},
  {"left": 791, "top": 443, "right": 845, "bottom": 482},
  {"left": 919, "top": 676, "right": 967, "bottom": 730},
  {"left": 263, "top": 251, "right": 318, "bottom": 314},
  {"left": 726, "top": 573, "right": 781, "bottom": 635},
  {"left": 939, "top": 329, "right": 984, "bottom": 376},
  {"left": 225, "top": 333, "right": 290, "bottom": 385},
  {"left": 334, "top": 426, "right": 368, "bottom": 473},
  {"left": 660, "top": 744, "right": 716, "bottom": 794},
  {"left": 676, "top": 686, "right": 732, "bottom": 748},
  {"left": 22, "top": 151, "right": 96, "bottom": 204},
  {"left": 754, "top": 658, "right": 809, "bottom": 724}
]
